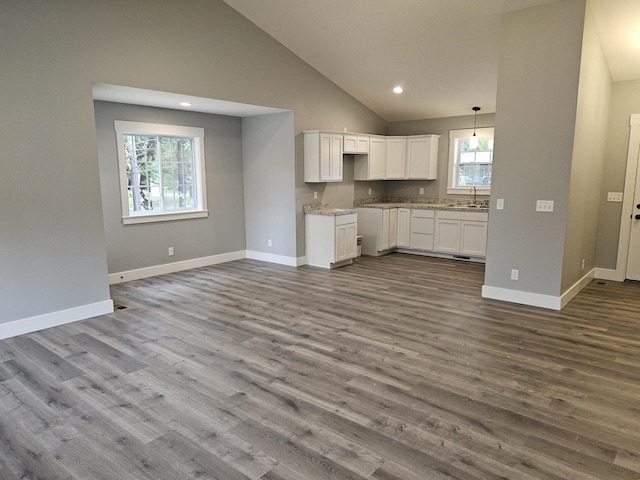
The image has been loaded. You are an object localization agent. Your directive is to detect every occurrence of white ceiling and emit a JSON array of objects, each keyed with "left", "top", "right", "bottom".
[{"left": 222, "top": 0, "right": 640, "bottom": 122}]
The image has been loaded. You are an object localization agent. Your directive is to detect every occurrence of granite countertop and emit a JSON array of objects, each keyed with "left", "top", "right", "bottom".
[
  {"left": 357, "top": 202, "right": 489, "bottom": 212},
  {"left": 303, "top": 203, "right": 357, "bottom": 216}
]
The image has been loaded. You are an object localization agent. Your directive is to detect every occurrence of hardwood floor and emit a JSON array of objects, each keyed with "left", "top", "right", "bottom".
[{"left": 1, "top": 253, "right": 640, "bottom": 479}]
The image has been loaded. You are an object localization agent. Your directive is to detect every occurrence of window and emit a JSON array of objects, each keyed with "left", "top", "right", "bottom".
[
  {"left": 447, "top": 127, "right": 494, "bottom": 195},
  {"left": 114, "top": 121, "right": 208, "bottom": 224}
]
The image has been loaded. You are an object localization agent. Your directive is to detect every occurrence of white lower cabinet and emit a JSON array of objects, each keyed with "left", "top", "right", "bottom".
[
  {"left": 434, "top": 210, "right": 488, "bottom": 257},
  {"left": 358, "top": 207, "right": 488, "bottom": 259},
  {"left": 357, "top": 207, "right": 398, "bottom": 256},
  {"left": 397, "top": 208, "right": 411, "bottom": 247},
  {"left": 409, "top": 209, "right": 435, "bottom": 251},
  {"left": 305, "top": 213, "right": 357, "bottom": 268}
]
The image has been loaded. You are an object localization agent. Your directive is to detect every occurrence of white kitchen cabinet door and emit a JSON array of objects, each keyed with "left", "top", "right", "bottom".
[
  {"left": 435, "top": 219, "right": 461, "bottom": 253},
  {"left": 304, "top": 131, "right": 343, "bottom": 183},
  {"left": 406, "top": 135, "right": 439, "bottom": 180},
  {"left": 385, "top": 137, "right": 406, "bottom": 179},
  {"left": 344, "top": 134, "right": 369, "bottom": 154},
  {"left": 336, "top": 222, "right": 358, "bottom": 261},
  {"left": 460, "top": 221, "right": 488, "bottom": 256},
  {"left": 397, "top": 208, "right": 411, "bottom": 248},
  {"left": 389, "top": 207, "right": 398, "bottom": 249},
  {"left": 381, "top": 208, "right": 391, "bottom": 250},
  {"left": 369, "top": 136, "right": 386, "bottom": 179},
  {"left": 354, "top": 135, "right": 385, "bottom": 180}
]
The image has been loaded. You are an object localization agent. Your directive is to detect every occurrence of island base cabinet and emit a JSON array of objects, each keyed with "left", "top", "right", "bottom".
[{"left": 306, "top": 213, "right": 357, "bottom": 268}]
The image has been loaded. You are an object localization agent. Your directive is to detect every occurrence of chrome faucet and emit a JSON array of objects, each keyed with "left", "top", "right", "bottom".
[{"left": 472, "top": 186, "right": 477, "bottom": 206}]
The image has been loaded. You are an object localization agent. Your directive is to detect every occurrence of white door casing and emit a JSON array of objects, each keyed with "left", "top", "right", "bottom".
[{"left": 618, "top": 114, "right": 640, "bottom": 280}]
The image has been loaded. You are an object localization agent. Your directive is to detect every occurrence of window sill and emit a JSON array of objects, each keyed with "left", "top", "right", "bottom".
[
  {"left": 446, "top": 187, "right": 491, "bottom": 196},
  {"left": 122, "top": 210, "right": 209, "bottom": 225}
]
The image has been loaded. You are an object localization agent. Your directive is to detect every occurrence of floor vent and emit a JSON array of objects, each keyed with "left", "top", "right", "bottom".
[{"left": 114, "top": 304, "right": 127, "bottom": 310}]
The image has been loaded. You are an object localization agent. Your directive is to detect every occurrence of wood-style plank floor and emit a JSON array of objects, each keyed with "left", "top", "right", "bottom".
[{"left": 1, "top": 253, "right": 640, "bottom": 479}]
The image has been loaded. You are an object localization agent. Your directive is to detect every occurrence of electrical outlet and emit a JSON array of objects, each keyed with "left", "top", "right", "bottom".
[
  {"left": 607, "top": 192, "right": 623, "bottom": 202},
  {"left": 536, "top": 200, "right": 554, "bottom": 212},
  {"left": 419, "top": 187, "right": 424, "bottom": 195},
  {"left": 368, "top": 188, "right": 372, "bottom": 195},
  {"left": 168, "top": 247, "right": 174, "bottom": 256},
  {"left": 496, "top": 198, "right": 504, "bottom": 210},
  {"left": 313, "top": 191, "right": 318, "bottom": 200},
  {"left": 581, "top": 258, "right": 585, "bottom": 270},
  {"left": 268, "top": 239, "right": 272, "bottom": 247},
  {"left": 511, "top": 269, "right": 519, "bottom": 281}
]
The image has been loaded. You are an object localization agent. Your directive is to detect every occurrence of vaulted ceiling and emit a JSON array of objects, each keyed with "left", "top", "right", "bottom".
[{"left": 222, "top": 0, "right": 640, "bottom": 122}]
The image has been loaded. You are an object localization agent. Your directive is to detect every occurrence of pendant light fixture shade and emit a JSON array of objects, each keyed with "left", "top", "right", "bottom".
[{"left": 469, "top": 106, "right": 481, "bottom": 150}]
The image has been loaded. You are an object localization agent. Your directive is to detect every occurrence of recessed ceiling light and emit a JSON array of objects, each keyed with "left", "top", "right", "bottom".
[
  {"left": 393, "top": 86, "right": 403, "bottom": 94},
  {"left": 180, "top": 102, "right": 192, "bottom": 107}
]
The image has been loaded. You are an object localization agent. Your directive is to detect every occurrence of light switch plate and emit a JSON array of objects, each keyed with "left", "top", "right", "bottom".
[
  {"left": 536, "top": 200, "right": 554, "bottom": 212},
  {"left": 607, "top": 192, "right": 623, "bottom": 202},
  {"left": 496, "top": 199, "right": 504, "bottom": 210}
]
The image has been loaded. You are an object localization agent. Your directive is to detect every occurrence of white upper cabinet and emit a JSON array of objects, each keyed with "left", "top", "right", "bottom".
[
  {"left": 304, "top": 131, "right": 343, "bottom": 183},
  {"left": 385, "top": 137, "right": 407, "bottom": 179},
  {"left": 406, "top": 135, "right": 439, "bottom": 180},
  {"left": 354, "top": 135, "right": 386, "bottom": 181},
  {"left": 305, "top": 131, "right": 438, "bottom": 183},
  {"left": 343, "top": 134, "right": 369, "bottom": 154}
]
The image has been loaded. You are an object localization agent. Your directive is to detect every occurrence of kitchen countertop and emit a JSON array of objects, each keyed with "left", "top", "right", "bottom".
[
  {"left": 305, "top": 207, "right": 357, "bottom": 216},
  {"left": 357, "top": 202, "right": 489, "bottom": 212}
]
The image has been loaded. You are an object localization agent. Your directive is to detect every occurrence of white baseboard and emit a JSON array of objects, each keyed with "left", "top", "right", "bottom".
[
  {"left": 246, "top": 250, "right": 301, "bottom": 267},
  {"left": 109, "top": 250, "right": 246, "bottom": 284},
  {"left": 0, "top": 300, "right": 114, "bottom": 340},
  {"left": 560, "top": 268, "right": 595, "bottom": 309},
  {"left": 481, "top": 268, "right": 595, "bottom": 311},
  {"left": 481, "top": 285, "right": 562, "bottom": 310},
  {"left": 595, "top": 267, "right": 624, "bottom": 282}
]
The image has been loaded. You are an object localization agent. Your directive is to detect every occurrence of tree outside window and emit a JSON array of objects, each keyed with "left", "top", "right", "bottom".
[{"left": 115, "top": 121, "right": 207, "bottom": 224}]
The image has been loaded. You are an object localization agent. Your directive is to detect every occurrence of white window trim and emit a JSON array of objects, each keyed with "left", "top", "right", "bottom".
[
  {"left": 114, "top": 120, "right": 208, "bottom": 225},
  {"left": 447, "top": 127, "right": 494, "bottom": 196}
]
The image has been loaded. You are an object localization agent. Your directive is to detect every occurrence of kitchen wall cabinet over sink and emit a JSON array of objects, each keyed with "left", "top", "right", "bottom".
[{"left": 304, "top": 131, "right": 343, "bottom": 183}]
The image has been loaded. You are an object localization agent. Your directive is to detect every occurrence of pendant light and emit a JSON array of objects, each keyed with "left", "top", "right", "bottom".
[{"left": 469, "top": 106, "right": 480, "bottom": 150}]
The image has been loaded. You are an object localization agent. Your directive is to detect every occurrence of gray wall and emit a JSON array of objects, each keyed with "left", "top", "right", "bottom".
[
  {"left": 1, "top": 0, "right": 385, "bottom": 324},
  {"left": 484, "top": 0, "right": 585, "bottom": 296},
  {"left": 95, "top": 101, "right": 246, "bottom": 274},
  {"left": 596, "top": 80, "right": 640, "bottom": 270},
  {"left": 561, "top": 2, "right": 611, "bottom": 291},
  {"left": 243, "top": 112, "right": 296, "bottom": 259},
  {"left": 388, "top": 113, "right": 495, "bottom": 201}
]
